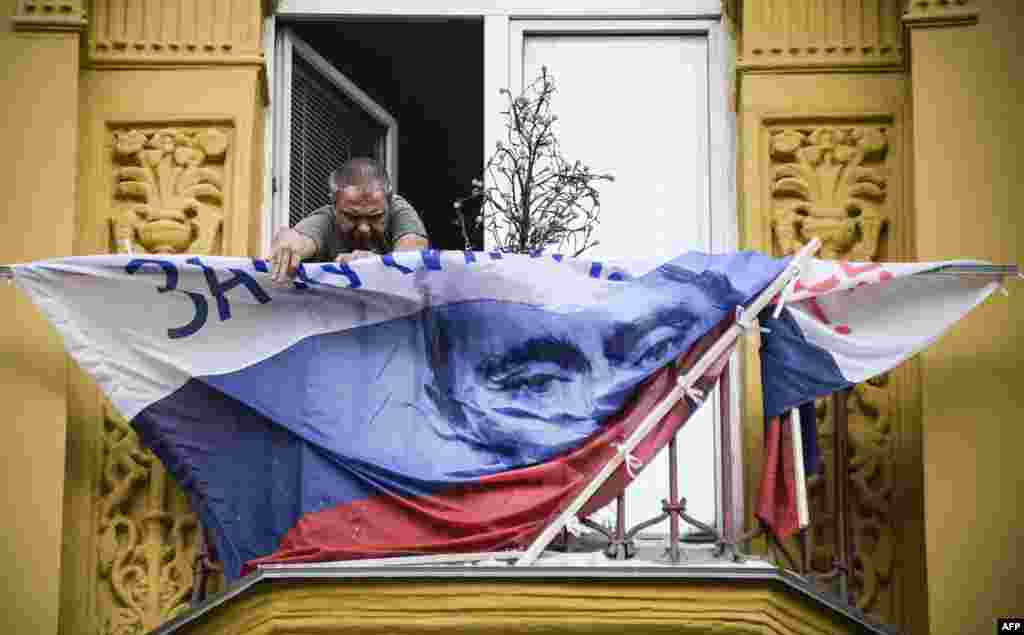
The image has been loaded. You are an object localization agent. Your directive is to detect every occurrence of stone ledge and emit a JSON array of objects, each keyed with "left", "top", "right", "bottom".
[{"left": 153, "top": 562, "right": 898, "bottom": 635}]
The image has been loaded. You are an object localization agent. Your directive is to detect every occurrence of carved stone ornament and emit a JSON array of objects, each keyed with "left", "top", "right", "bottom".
[
  {"left": 903, "top": 0, "right": 979, "bottom": 28},
  {"left": 109, "top": 127, "right": 228, "bottom": 256},
  {"left": 760, "top": 117, "right": 905, "bottom": 623},
  {"left": 739, "top": 0, "right": 905, "bottom": 70},
  {"left": 89, "top": 0, "right": 263, "bottom": 65},
  {"left": 769, "top": 125, "right": 889, "bottom": 260},
  {"left": 808, "top": 377, "right": 897, "bottom": 618},
  {"left": 97, "top": 402, "right": 206, "bottom": 635},
  {"left": 11, "top": 0, "right": 87, "bottom": 31},
  {"left": 99, "top": 128, "right": 229, "bottom": 630}
]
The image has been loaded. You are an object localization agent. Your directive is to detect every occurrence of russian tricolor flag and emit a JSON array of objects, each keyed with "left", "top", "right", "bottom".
[
  {"left": 9, "top": 250, "right": 1001, "bottom": 578},
  {"left": 754, "top": 259, "right": 1000, "bottom": 538}
]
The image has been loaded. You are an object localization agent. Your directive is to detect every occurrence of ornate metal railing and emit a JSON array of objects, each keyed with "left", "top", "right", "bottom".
[
  {"left": 576, "top": 357, "right": 740, "bottom": 565},
  {"left": 574, "top": 378, "right": 855, "bottom": 603}
]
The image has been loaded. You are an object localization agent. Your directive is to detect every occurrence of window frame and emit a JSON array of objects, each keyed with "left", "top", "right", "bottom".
[
  {"left": 266, "top": 26, "right": 399, "bottom": 254},
  {"left": 502, "top": 17, "right": 741, "bottom": 537},
  {"left": 261, "top": 3, "right": 743, "bottom": 544}
]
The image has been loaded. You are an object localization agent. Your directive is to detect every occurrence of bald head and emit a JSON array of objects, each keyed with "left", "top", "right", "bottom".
[{"left": 328, "top": 157, "right": 392, "bottom": 198}]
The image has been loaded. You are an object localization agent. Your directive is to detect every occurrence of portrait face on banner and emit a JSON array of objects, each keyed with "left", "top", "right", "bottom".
[{"left": 422, "top": 261, "right": 744, "bottom": 466}]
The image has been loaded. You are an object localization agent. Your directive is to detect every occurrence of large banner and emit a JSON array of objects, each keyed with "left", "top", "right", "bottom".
[{"left": 10, "top": 250, "right": 998, "bottom": 577}]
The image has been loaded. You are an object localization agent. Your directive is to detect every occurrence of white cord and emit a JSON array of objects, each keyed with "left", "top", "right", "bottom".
[
  {"left": 683, "top": 385, "right": 705, "bottom": 404},
  {"left": 772, "top": 266, "right": 800, "bottom": 319},
  {"left": 610, "top": 442, "right": 643, "bottom": 479}
]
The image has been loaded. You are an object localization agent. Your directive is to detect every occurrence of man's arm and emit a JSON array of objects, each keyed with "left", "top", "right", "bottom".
[
  {"left": 389, "top": 194, "right": 429, "bottom": 251},
  {"left": 269, "top": 227, "right": 318, "bottom": 283},
  {"left": 268, "top": 207, "right": 335, "bottom": 281}
]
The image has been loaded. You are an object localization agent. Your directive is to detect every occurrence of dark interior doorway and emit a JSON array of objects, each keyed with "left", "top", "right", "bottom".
[{"left": 290, "top": 19, "right": 484, "bottom": 250}]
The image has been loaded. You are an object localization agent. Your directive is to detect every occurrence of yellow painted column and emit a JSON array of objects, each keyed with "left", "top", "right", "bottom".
[
  {"left": 56, "top": 2, "right": 269, "bottom": 634},
  {"left": 734, "top": 1, "right": 927, "bottom": 632},
  {"left": 905, "top": 1, "right": 1024, "bottom": 633},
  {"left": 0, "top": 1, "right": 85, "bottom": 634}
]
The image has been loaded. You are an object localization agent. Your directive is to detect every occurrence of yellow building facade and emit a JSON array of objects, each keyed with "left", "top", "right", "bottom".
[{"left": 0, "top": 1, "right": 1020, "bottom": 634}]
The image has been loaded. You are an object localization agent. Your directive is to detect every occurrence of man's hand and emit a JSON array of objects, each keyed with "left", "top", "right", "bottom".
[
  {"left": 269, "top": 228, "right": 317, "bottom": 283},
  {"left": 333, "top": 233, "right": 426, "bottom": 265}
]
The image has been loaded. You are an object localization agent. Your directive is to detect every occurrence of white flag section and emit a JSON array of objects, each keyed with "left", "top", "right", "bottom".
[
  {"left": 13, "top": 252, "right": 641, "bottom": 422},
  {"left": 759, "top": 259, "right": 1000, "bottom": 418},
  {"left": 7, "top": 250, "right": 1008, "bottom": 578}
]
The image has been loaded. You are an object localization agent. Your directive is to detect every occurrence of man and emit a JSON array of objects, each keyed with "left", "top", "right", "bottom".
[{"left": 269, "top": 157, "right": 429, "bottom": 282}]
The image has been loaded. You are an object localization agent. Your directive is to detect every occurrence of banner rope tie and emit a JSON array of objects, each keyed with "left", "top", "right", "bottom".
[
  {"left": 735, "top": 305, "right": 771, "bottom": 334},
  {"left": 772, "top": 265, "right": 801, "bottom": 319},
  {"left": 610, "top": 442, "right": 643, "bottom": 479},
  {"left": 683, "top": 385, "right": 705, "bottom": 404}
]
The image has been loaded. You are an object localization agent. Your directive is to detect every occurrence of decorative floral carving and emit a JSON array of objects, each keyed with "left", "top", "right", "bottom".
[
  {"left": 807, "top": 376, "right": 896, "bottom": 618},
  {"left": 762, "top": 119, "right": 903, "bottom": 624},
  {"left": 769, "top": 126, "right": 889, "bottom": 260},
  {"left": 96, "top": 124, "right": 230, "bottom": 633},
  {"left": 846, "top": 377, "right": 897, "bottom": 614},
  {"left": 97, "top": 403, "right": 208, "bottom": 635},
  {"left": 109, "top": 127, "right": 228, "bottom": 256}
]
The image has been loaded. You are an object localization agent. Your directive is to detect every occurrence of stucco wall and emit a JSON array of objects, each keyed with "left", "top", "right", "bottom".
[
  {"left": 0, "top": 1, "right": 79, "bottom": 632},
  {"left": 909, "top": 1, "right": 1024, "bottom": 632},
  {"left": 1, "top": 1, "right": 1021, "bottom": 633}
]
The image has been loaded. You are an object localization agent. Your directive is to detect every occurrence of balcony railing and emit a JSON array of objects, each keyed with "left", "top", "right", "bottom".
[{"left": 572, "top": 375, "right": 859, "bottom": 604}]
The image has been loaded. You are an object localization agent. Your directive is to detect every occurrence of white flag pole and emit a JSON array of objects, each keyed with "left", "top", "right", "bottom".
[
  {"left": 791, "top": 406, "right": 810, "bottom": 530},
  {"left": 514, "top": 238, "right": 823, "bottom": 567}
]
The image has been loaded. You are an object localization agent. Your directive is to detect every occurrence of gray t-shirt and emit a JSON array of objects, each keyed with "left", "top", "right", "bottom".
[{"left": 292, "top": 194, "right": 428, "bottom": 261}]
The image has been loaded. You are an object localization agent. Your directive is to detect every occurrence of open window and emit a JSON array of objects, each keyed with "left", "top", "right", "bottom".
[
  {"left": 272, "top": 28, "right": 397, "bottom": 231},
  {"left": 267, "top": 20, "right": 484, "bottom": 251}
]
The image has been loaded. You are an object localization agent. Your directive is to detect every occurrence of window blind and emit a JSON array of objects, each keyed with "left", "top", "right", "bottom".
[{"left": 288, "top": 55, "right": 385, "bottom": 226}]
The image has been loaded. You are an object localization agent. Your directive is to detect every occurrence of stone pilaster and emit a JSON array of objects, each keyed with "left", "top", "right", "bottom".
[
  {"left": 735, "top": 2, "right": 926, "bottom": 631},
  {"left": 58, "top": 3, "right": 268, "bottom": 634}
]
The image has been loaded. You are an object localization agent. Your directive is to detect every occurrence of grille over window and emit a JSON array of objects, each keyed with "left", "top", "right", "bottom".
[{"left": 288, "top": 55, "right": 386, "bottom": 226}]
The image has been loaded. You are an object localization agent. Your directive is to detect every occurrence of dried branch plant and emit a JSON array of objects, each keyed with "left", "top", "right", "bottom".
[{"left": 453, "top": 67, "right": 613, "bottom": 255}]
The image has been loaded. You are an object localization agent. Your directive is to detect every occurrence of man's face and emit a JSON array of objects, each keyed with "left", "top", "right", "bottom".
[{"left": 333, "top": 182, "right": 389, "bottom": 249}]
